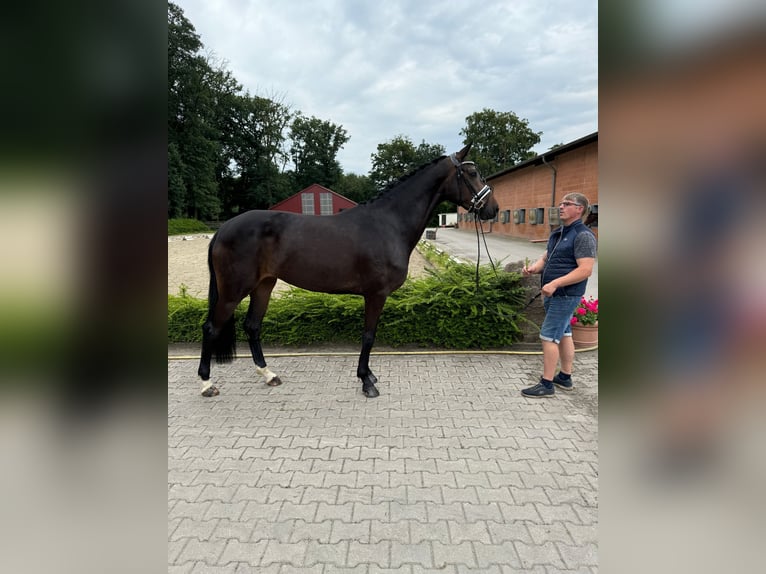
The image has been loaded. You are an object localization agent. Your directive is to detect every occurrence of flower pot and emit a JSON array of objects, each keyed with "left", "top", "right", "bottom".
[{"left": 571, "top": 322, "right": 598, "bottom": 349}]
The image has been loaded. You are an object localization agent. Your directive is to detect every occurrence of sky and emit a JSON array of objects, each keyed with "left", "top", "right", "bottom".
[{"left": 174, "top": 0, "right": 598, "bottom": 175}]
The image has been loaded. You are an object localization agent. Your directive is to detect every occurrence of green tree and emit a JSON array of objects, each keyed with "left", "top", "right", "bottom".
[
  {"left": 459, "top": 109, "right": 542, "bottom": 176},
  {"left": 168, "top": 2, "right": 201, "bottom": 217},
  {"left": 168, "top": 2, "right": 358, "bottom": 218},
  {"left": 168, "top": 141, "right": 186, "bottom": 218},
  {"left": 413, "top": 140, "right": 446, "bottom": 166},
  {"left": 289, "top": 115, "right": 349, "bottom": 190},
  {"left": 220, "top": 92, "right": 293, "bottom": 214},
  {"left": 334, "top": 172, "right": 377, "bottom": 204},
  {"left": 168, "top": 2, "right": 238, "bottom": 219},
  {"left": 369, "top": 136, "right": 445, "bottom": 189}
]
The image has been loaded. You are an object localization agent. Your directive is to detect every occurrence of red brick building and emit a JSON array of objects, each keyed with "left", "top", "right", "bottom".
[
  {"left": 458, "top": 132, "right": 598, "bottom": 241},
  {"left": 269, "top": 184, "right": 357, "bottom": 215}
]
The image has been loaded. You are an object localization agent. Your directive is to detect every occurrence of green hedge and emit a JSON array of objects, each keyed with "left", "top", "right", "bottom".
[
  {"left": 168, "top": 218, "right": 212, "bottom": 236},
  {"left": 168, "top": 263, "right": 530, "bottom": 348}
]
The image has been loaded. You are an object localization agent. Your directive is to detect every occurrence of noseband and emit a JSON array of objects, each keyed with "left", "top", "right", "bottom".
[{"left": 450, "top": 154, "right": 492, "bottom": 213}]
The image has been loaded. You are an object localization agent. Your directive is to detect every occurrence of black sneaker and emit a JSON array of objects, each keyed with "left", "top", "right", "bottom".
[
  {"left": 521, "top": 382, "right": 555, "bottom": 398},
  {"left": 552, "top": 374, "right": 574, "bottom": 391}
]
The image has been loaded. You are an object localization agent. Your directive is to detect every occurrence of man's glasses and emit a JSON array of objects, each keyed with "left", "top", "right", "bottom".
[{"left": 559, "top": 201, "right": 582, "bottom": 208}]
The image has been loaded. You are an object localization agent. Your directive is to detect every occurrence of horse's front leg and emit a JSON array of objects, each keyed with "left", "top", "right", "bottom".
[
  {"left": 244, "top": 280, "right": 282, "bottom": 387},
  {"left": 358, "top": 295, "right": 385, "bottom": 398}
]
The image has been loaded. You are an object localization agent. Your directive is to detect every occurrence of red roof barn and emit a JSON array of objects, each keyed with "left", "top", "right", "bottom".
[{"left": 269, "top": 184, "right": 357, "bottom": 215}]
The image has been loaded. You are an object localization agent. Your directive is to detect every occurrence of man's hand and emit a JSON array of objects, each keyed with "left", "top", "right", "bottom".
[{"left": 541, "top": 282, "right": 557, "bottom": 297}]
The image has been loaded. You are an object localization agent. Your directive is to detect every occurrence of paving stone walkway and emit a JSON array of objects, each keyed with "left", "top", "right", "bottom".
[{"left": 169, "top": 348, "right": 598, "bottom": 573}]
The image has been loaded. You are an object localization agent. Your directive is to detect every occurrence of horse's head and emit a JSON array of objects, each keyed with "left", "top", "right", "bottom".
[{"left": 445, "top": 143, "right": 499, "bottom": 221}]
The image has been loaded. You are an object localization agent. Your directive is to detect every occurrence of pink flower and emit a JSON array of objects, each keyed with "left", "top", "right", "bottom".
[{"left": 572, "top": 296, "right": 598, "bottom": 326}]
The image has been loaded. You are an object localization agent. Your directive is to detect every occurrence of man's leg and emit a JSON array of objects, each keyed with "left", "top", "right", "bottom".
[
  {"left": 542, "top": 340, "right": 560, "bottom": 381},
  {"left": 559, "top": 335, "right": 575, "bottom": 375},
  {"left": 522, "top": 340, "right": 559, "bottom": 398},
  {"left": 523, "top": 296, "right": 578, "bottom": 398}
]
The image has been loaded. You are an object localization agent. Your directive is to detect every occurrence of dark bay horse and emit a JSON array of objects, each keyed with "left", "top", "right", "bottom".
[{"left": 197, "top": 143, "right": 498, "bottom": 398}]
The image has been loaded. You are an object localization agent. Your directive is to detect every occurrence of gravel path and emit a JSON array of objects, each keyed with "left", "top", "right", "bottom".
[{"left": 168, "top": 234, "right": 433, "bottom": 299}]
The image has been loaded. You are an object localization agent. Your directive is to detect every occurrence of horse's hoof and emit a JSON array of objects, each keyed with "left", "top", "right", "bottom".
[
  {"left": 201, "top": 385, "right": 219, "bottom": 397},
  {"left": 266, "top": 376, "right": 282, "bottom": 387},
  {"left": 363, "top": 385, "right": 380, "bottom": 398}
]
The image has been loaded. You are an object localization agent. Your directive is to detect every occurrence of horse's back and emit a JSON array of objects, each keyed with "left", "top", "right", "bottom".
[
  {"left": 216, "top": 209, "right": 358, "bottom": 249},
  {"left": 217, "top": 209, "right": 289, "bottom": 239},
  {"left": 211, "top": 209, "right": 407, "bottom": 295}
]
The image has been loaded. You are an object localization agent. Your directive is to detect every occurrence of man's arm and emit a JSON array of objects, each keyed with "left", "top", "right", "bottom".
[{"left": 541, "top": 257, "right": 594, "bottom": 296}]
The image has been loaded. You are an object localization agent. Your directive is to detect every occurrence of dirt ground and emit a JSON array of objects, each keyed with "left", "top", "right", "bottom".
[{"left": 168, "top": 234, "right": 433, "bottom": 298}]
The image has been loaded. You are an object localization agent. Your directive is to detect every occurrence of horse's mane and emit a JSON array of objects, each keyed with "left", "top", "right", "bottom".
[{"left": 359, "top": 154, "right": 446, "bottom": 206}]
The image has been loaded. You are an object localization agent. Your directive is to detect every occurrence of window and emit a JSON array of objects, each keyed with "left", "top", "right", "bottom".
[
  {"left": 319, "top": 192, "right": 333, "bottom": 215},
  {"left": 301, "top": 193, "right": 314, "bottom": 215},
  {"left": 513, "top": 209, "right": 526, "bottom": 224},
  {"left": 528, "top": 207, "right": 545, "bottom": 225}
]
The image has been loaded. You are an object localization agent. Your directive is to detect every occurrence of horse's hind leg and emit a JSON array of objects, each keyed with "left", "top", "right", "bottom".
[
  {"left": 244, "top": 279, "right": 282, "bottom": 387},
  {"left": 198, "top": 299, "right": 239, "bottom": 397}
]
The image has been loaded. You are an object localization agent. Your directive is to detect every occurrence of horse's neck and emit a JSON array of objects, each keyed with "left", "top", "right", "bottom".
[{"left": 371, "top": 167, "right": 447, "bottom": 247}]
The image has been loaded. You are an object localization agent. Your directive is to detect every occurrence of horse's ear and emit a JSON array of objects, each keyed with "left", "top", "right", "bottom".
[{"left": 456, "top": 142, "right": 472, "bottom": 161}]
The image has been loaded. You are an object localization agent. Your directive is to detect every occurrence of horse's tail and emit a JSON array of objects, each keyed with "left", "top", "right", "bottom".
[{"left": 205, "top": 232, "right": 236, "bottom": 364}]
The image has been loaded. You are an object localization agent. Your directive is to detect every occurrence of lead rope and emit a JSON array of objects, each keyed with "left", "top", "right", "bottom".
[{"left": 472, "top": 216, "right": 497, "bottom": 291}]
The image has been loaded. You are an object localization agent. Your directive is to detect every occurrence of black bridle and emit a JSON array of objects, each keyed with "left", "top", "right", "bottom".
[
  {"left": 450, "top": 154, "right": 492, "bottom": 213},
  {"left": 449, "top": 154, "right": 497, "bottom": 288}
]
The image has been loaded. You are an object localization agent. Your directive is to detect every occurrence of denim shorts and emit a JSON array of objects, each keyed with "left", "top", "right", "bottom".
[{"left": 540, "top": 295, "right": 581, "bottom": 344}]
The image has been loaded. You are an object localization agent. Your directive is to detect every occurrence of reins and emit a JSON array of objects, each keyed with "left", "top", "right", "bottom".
[
  {"left": 472, "top": 216, "right": 498, "bottom": 290},
  {"left": 471, "top": 200, "right": 542, "bottom": 309},
  {"left": 521, "top": 290, "right": 542, "bottom": 310},
  {"left": 449, "top": 153, "right": 498, "bottom": 291}
]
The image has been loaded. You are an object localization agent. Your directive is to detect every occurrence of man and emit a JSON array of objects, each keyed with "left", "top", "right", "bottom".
[{"left": 521, "top": 193, "right": 597, "bottom": 397}]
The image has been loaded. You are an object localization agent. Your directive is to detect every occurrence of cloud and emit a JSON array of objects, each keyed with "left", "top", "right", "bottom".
[{"left": 175, "top": 0, "right": 598, "bottom": 173}]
